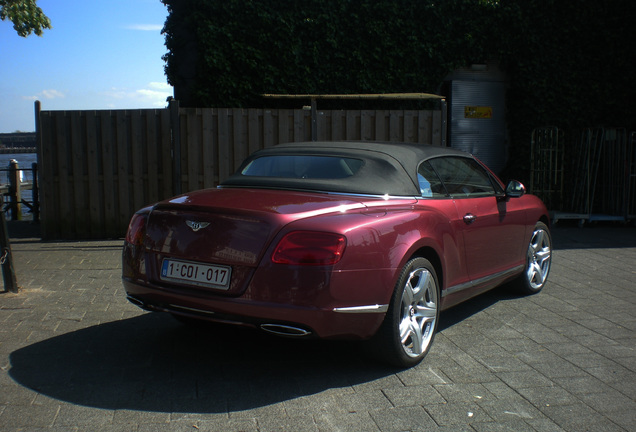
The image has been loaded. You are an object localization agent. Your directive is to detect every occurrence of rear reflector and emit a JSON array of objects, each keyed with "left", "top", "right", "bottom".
[
  {"left": 125, "top": 212, "right": 148, "bottom": 246},
  {"left": 272, "top": 231, "right": 346, "bottom": 265}
]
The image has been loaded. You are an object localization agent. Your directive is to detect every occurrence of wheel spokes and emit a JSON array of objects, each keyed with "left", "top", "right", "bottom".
[
  {"left": 400, "top": 315, "right": 424, "bottom": 354},
  {"left": 527, "top": 228, "right": 551, "bottom": 288},
  {"left": 399, "top": 267, "right": 438, "bottom": 356}
]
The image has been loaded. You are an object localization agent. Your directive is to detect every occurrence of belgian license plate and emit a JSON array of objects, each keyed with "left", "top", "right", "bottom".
[{"left": 160, "top": 259, "right": 231, "bottom": 290}]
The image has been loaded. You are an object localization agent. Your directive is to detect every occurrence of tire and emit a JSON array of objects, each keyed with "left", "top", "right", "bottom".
[
  {"left": 373, "top": 257, "right": 440, "bottom": 368},
  {"left": 514, "top": 221, "right": 552, "bottom": 295}
]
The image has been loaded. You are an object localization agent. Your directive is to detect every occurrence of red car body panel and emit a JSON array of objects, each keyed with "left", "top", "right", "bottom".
[{"left": 122, "top": 141, "right": 549, "bottom": 341}]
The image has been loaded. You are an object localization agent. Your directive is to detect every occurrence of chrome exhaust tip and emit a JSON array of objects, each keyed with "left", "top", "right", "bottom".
[
  {"left": 260, "top": 324, "right": 312, "bottom": 337},
  {"left": 126, "top": 295, "right": 154, "bottom": 311}
]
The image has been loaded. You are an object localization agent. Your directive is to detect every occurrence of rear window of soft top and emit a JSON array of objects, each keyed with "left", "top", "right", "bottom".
[{"left": 241, "top": 155, "right": 364, "bottom": 179}]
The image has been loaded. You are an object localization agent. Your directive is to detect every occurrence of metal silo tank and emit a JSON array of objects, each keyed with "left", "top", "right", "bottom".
[{"left": 446, "top": 64, "right": 508, "bottom": 174}]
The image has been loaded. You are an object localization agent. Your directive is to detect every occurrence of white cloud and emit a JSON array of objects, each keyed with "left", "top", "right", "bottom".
[
  {"left": 104, "top": 87, "right": 127, "bottom": 100},
  {"left": 148, "top": 82, "right": 170, "bottom": 90},
  {"left": 126, "top": 24, "right": 163, "bottom": 31},
  {"left": 42, "top": 89, "right": 66, "bottom": 99},
  {"left": 102, "top": 82, "right": 172, "bottom": 108},
  {"left": 137, "top": 82, "right": 173, "bottom": 106},
  {"left": 23, "top": 89, "right": 66, "bottom": 100}
]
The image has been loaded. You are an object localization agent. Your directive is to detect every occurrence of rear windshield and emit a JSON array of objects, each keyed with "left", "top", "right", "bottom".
[{"left": 241, "top": 155, "right": 364, "bottom": 179}]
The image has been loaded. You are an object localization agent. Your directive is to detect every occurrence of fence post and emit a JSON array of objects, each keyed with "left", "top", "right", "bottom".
[
  {"left": 0, "top": 211, "right": 19, "bottom": 293},
  {"left": 32, "top": 162, "right": 40, "bottom": 222},
  {"left": 8, "top": 160, "right": 21, "bottom": 221}
]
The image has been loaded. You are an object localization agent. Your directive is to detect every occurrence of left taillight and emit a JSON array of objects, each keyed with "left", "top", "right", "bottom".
[
  {"left": 272, "top": 231, "right": 347, "bottom": 266},
  {"left": 125, "top": 212, "right": 148, "bottom": 246}
]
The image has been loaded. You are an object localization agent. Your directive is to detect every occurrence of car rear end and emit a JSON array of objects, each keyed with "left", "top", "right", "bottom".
[{"left": 122, "top": 188, "right": 400, "bottom": 339}]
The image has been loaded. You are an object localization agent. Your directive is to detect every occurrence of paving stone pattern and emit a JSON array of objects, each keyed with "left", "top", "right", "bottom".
[{"left": 1, "top": 224, "right": 635, "bottom": 431}]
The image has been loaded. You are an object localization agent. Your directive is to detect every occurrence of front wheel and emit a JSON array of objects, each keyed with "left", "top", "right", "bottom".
[
  {"left": 514, "top": 221, "right": 552, "bottom": 295},
  {"left": 373, "top": 257, "right": 440, "bottom": 368}
]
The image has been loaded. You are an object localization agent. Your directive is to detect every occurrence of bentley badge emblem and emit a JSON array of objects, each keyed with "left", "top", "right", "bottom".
[{"left": 186, "top": 220, "right": 210, "bottom": 232}]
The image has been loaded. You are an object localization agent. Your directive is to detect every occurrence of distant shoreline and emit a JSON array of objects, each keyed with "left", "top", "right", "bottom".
[{"left": 0, "top": 148, "right": 36, "bottom": 154}]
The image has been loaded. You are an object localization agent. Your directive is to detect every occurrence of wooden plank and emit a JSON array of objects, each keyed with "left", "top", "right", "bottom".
[
  {"left": 159, "top": 108, "right": 173, "bottom": 198},
  {"left": 130, "top": 110, "right": 145, "bottom": 212},
  {"left": 263, "top": 109, "right": 275, "bottom": 148},
  {"left": 375, "top": 110, "right": 387, "bottom": 141},
  {"left": 56, "top": 111, "right": 71, "bottom": 239},
  {"left": 389, "top": 110, "right": 402, "bottom": 142},
  {"left": 217, "top": 108, "right": 231, "bottom": 182},
  {"left": 100, "top": 111, "right": 117, "bottom": 237},
  {"left": 346, "top": 110, "right": 360, "bottom": 140},
  {"left": 293, "top": 109, "right": 305, "bottom": 142},
  {"left": 233, "top": 108, "right": 247, "bottom": 171},
  {"left": 248, "top": 109, "right": 261, "bottom": 154},
  {"left": 201, "top": 108, "right": 216, "bottom": 188},
  {"left": 38, "top": 112, "right": 57, "bottom": 239},
  {"left": 403, "top": 111, "right": 416, "bottom": 143},
  {"left": 431, "top": 109, "right": 442, "bottom": 146},
  {"left": 210, "top": 109, "right": 220, "bottom": 185},
  {"left": 177, "top": 109, "right": 188, "bottom": 193},
  {"left": 331, "top": 111, "right": 344, "bottom": 141},
  {"left": 361, "top": 110, "right": 374, "bottom": 141},
  {"left": 316, "top": 110, "right": 327, "bottom": 141},
  {"left": 170, "top": 100, "right": 182, "bottom": 195},
  {"left": 85, "top": 112, "right": 103, "bottom": 236},
  {"left": 278, "top": 109, "right": 290, "bottom": 144},
  {"left": 115, "top": 110, "right": 130, "bottom": 230},
  {"left": 70, "top": 111, "right": 85, "bottom": 237},
  {"left": 186, "top": 108, "right": 201, "bottom": 192},
  {"left": 146, "top": 110, "right": 159, "bottom": 204},
  {"left": 416, "top": 110, "right": 429, "bottom": 144},
  {"left": 247, "top": 109, "right": 263, "bottom": 154}
]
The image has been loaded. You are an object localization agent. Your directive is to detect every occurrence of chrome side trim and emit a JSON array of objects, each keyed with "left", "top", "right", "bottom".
[
  {"left": 333, "top": 304, "right": 389, "bottom": 313},
  {"left": 442, "top": 265, "right": 524, "bottom": 298}
]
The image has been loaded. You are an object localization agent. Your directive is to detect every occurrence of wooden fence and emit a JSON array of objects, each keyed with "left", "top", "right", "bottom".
[{"left": 37, "top": 100, "right": 443, "bottom": 239}]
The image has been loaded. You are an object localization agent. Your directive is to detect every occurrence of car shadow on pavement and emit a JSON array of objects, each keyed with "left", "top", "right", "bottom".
[
  {"left": 9, "top": 312, "right": 395, "bottom": 413},
  {"left": 438, "top": 284, "right": 522, "bottom": 332},
  {"left": 550, "top": 224, "right": 636, "bottom": 249}
]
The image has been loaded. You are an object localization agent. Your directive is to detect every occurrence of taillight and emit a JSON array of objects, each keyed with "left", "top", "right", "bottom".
[
  {"left": 272, "top": 231, "right": 346, "bottom": 265},
  {"left": 125, "top": 212, "right": 148, "bottom": 246}
]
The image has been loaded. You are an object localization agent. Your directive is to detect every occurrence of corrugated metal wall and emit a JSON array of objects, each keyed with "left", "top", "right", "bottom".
[{"left": 446, "top": 65, "right": 508, "bottom": 174}]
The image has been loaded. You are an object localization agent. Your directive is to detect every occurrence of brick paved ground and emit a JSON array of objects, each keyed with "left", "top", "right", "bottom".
[{"left": 1, "top": 222, "right": 635, "bottom": 431}]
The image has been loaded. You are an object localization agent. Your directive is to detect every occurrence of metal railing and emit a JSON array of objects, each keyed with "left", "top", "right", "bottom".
[
  {"left": 531, "top": 127, "right": 635, "bottom": 225},
  {"left": 0, "top": 161, "right": 39, "bottom": 222}
]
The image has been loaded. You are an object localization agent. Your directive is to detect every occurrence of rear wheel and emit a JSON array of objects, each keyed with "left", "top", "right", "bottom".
[
  {"left": 373, "top": 257, "right": 440, "bottom": 368},
  {"left": 514, "top": 221, "right": 552, "bottom": 295}
]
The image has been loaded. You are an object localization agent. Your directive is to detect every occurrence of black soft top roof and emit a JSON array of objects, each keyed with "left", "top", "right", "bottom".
[{"left": 221, "top": 141, "right": 472, "bottom": 196}]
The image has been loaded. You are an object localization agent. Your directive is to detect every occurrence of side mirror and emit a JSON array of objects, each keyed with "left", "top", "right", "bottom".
[{"left": 505, "top": 180, "right": 526, "bottom": 198}]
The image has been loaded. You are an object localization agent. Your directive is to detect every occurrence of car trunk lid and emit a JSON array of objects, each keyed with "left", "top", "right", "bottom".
[{"left": 142, "top": 188, "right": 371, "bottom": 295}]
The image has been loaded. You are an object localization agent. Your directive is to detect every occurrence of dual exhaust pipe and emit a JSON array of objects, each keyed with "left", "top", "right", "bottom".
[{"left": 126, "top": 295, "right": 312, "bottom": 337}]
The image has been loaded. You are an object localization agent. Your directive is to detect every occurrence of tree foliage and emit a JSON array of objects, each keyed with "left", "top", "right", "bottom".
[
  {"left": 0, "top": 0, "right": 51, "bottom": 37},
  {"left": 161, "top": 0, "right": 636, "bottom": 139}
]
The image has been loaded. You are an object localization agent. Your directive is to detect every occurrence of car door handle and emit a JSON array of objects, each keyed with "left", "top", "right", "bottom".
[{"left": 463, "top": 213, "right": 476, "bottom": 225}]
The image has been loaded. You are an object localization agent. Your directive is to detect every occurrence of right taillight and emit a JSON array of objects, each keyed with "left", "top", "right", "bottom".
[
  {"left": 125, "top": 212, "right": 148, "bottom": 246},
  {"left": 272, "top": 231, "right": 347, "bottom": 265}
]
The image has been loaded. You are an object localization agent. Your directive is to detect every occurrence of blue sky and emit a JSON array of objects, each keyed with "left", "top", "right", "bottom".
[{"left": 0, "top": 0, "right": 172, "bottom": 133}]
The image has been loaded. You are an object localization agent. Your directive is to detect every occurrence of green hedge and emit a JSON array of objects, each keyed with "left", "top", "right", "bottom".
[{"left": 162, "top": 0, "right": 635, "bottom": 174}]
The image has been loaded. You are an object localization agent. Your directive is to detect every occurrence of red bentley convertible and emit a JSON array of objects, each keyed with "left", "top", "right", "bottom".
[{"left": 123, "top": 141, "right": 551, "bottom": 367}]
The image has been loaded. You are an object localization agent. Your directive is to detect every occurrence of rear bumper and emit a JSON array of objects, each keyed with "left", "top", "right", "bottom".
[{"left": 122, "top": 278, "right": 386, "bottom": 340}]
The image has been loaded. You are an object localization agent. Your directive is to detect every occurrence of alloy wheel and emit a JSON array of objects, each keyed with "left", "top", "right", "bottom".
[{"left": 398, "top": 266, "right": 438, "bottom": 358}]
